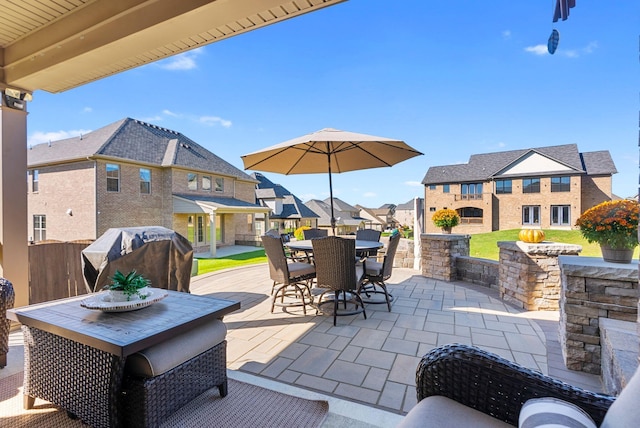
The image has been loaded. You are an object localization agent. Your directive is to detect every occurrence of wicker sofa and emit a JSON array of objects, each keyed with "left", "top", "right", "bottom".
[{"left": 398, "top": 344, "right": 640, "bottom": 427}]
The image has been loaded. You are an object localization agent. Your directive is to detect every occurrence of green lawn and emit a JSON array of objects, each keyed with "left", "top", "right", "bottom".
[
  {"left": 196, "top": 250, "right": 266, "bottom": 275},
  {"left": 469, "top": 229, "right": 639, "bottom": 261},
  {"left": 194, "top": 230, "right": 637, "bottom": 274}
]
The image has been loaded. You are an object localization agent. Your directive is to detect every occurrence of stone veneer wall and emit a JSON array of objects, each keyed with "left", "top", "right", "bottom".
[
  {"left": 498, "top": 241, "right": 582, "bottom": 311},
  {"left": 421, "top": 234, "right": 470, "bottom": 281},
  {"left": 559, "top": 256, "right": 638, "bottom": 375},
  {"left": 456, "top": 256, "right": 499, "bottom": 289}
]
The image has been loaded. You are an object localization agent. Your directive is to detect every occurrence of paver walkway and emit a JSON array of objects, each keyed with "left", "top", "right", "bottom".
[{"left": 191, "top": 264, "right": 602, "bottom": 414}]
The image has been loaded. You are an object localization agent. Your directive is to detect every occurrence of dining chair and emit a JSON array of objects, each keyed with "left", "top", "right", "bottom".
[
  {"left": 302, "top": 228, "right": 328, "bottom": 240},
  {"left": 358, "top": 232, "right": 400, "bottom": 311},
  {"left": 261, "top": 235, "right": 316, "bottom": 314},
  {"left": 311, "top": 236, "right": 367, "bottom": 325},
  {"left": 355, "top": 229, "right": 382, "bottom": 258}
]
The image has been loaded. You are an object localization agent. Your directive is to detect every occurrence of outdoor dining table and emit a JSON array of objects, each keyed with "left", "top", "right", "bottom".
[
  {"left": 6, "top": 290, "right": 240, "bottom": 428},
  {"left": 285, "top": 239, "right": 383, "bottom": 253}
]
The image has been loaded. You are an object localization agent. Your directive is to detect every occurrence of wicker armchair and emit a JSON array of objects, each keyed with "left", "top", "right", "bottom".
[
  {"left": 355, "top": 229, "right": 382, "bottom": 258},
  {"left": 400, "top": 344, "right": 616, "bottom": 427},
  {"left": 0, "top": 278, "right": 15, "bottom": 368},
  {"left": 302, "top": 228, "right": 328, "bottom": 239},
  {"left": 358, "top": 232, "right": 400, "bottom": 311},
  {"left": 311, "top": 236, "right": 366, "bottom": 326},
  {"left": 262, "top": 234, "right": 316, "bottom": 314}
]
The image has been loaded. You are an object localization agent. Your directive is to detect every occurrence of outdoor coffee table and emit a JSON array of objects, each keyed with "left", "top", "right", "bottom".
[{"left": 6, "top": 290, "right": 240, "bottom": 428}]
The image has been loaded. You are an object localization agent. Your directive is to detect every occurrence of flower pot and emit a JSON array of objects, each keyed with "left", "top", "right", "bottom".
[
  {"left": 600, "top": 244, "right": 634, "bottom": 264},
  {"left": 441, "top": 227, "right": 452, "bottom": 234},
  {"left": 107, "top": 286, "right": 151, "bottom": 302}
]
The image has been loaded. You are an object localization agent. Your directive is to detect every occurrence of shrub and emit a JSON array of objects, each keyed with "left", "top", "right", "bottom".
[
  {"left": 575, "top": 199, "right": 639, "bottom": 249},
  {"left": 432, "top": 208, "right": 460, "bottom": 229},
  {"left": 294, "top": 226, "right": 311, "bottom": 241}
]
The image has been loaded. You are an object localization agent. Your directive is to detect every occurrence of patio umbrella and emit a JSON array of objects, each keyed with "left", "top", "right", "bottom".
[{"left": 241, "top": 128, "right": 423, "bottom": 234}]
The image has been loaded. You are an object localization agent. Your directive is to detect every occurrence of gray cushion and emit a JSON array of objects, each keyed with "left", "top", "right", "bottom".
[
  {"left": 288, "top": 261, "right": 315, "bottom": 277},
  {"left": 519, "top": 397, "right": 596, "bottom": 428},
  {"left": 601, "top": 365, "right": 640, "bottom": 428},
  {"left": 365, "top": 260, "right": 382, "bottom": 276},
  {"left": 125, "top": 318, "right": 227, "bottom": 377},
  {"left": 396, "top": 396, "right": 512, "bottom": 428}
]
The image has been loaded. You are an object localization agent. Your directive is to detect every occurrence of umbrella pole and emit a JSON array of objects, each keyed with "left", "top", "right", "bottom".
[{"left": 327, "top": 147, "right": 336, "bottom": 236}]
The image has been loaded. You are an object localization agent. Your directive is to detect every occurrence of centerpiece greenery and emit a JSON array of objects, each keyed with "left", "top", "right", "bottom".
[
  {"left": 575, "top": 200, "right": 639, "bottom": 250},
  {"left": 103, "top": 270, "right": 151, "bottom": 301},
  {"left": 432, "top": 208, "right": 460, "bottom": 233}
]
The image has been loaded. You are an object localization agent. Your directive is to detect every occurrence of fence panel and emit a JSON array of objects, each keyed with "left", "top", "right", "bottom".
[{"left": 28, "top": 241, "right": 92, "bottom": 304}]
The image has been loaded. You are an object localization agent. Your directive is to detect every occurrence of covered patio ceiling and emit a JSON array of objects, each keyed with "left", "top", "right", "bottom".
[{"left": 0, "top": 0, "right": 346, "bottom": 94}]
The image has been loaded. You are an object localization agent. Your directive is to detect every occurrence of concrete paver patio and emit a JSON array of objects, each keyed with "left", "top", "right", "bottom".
[{"left": 190, "top": 264, "right": 603, "bottom": 415}]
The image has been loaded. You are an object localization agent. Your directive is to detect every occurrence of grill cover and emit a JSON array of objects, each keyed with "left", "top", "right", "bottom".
[{"left": 82, "top": 226, "right": 193, "bottom": 293}]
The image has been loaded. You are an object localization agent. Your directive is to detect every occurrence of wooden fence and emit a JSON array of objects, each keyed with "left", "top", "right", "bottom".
[{"left": 28, "top": 240, "right": 93, "bottom": 304}]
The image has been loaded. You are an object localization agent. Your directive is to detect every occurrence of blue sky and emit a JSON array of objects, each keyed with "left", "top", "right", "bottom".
[{"left": 27, "top": 0, "right": 639, "bottom": 207}]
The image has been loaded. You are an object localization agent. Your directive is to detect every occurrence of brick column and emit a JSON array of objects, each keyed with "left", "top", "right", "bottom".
[
  {"left": 498, "top": 241, "right": 581, "bottom": 311},
  {"left": 421, "top": 234, "right": 469, "bottom": 281},
  {"left": 559, "top": 256, "right": 638, "bottom": 374}
]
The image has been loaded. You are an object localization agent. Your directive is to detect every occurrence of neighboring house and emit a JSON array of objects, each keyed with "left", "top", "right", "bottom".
[
  {"left": 304, "top": 198, "right": 365, "bottom": 235},
  {"left": 252, "top": 172, "right": 319, "bottom": 234},
  {"left": 27, "top": 118, "right": 269, "bottom": 256},
  {"left": 371, "top": 204, "right": 397, "bottom": 230},
  {"left": 394, "top": 198, "right": 423, "bottom": 229},
  {"left": 355, "top": 205, "right": 386, "bottom": 231},
  {"left": 421, "top": 144, "right": 617, "bottom": 234}
]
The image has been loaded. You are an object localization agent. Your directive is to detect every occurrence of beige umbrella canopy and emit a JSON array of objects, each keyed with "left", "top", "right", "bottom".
[{"left": 241, "top": 128, "right": 423, "bottom": 234}]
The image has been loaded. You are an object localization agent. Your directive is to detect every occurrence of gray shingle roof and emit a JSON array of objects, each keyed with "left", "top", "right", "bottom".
[
  {"left": 252, "top": 173, "right": 319, "bottom": 219},
  {"left": 174, "top": 194, "right": 263, "bottom": 208},
  {"left": 28, "top": 118, "right": 255, "bottom": 181},
  {"left": 324, "top": 197, "right": 359, "bottom": 212},
  {"left": 422, "top": 144, "right": 616, "bottom": 184}
]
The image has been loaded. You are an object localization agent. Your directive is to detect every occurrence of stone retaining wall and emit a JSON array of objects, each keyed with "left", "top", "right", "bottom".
[
  {"left": 559, "top": 256, "right": 638, "bottom": 375},
  {"left": 498, "top": 241, "right": 581, "bottom": 311},
  {"left": 455, "top": 256, "right": 499, "bottom": 289},
  {"left": 421, "top": 234, "right": 470, "bottom": 281}
]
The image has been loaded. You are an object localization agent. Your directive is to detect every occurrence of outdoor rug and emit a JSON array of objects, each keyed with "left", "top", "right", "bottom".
[{"left": 0, "top": 372, "right": 329, "bottom": 428}]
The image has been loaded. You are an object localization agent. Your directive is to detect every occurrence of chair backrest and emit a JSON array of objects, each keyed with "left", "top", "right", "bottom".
[
  {"left": 312, "top": 236, "right": 357, "bottom": 292},
  {"left": 265, "top": 229, "right": 281, "bottom": 238},
  {"left": 356, "top": 229, "right": 381, "bottom": 242},
  {"left": 261, "top": 234, "right": 289, "bottom": 284},
  {"left": 303, "top": 228, "right": 328, "bottom": 240},
  {"left": 381, "top": 232, "right": 401, "bottom": 279}
]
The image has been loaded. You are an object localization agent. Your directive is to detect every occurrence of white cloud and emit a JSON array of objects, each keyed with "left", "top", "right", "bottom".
[
  {"left": 363, "top": 192, "right": 377, "bottom": 198},
  {"left": 199, "top": 116, "right": 232, "bottom": 128},
  {"left": 405, "top": 181, "right": 422, "bottom": 187},
  {"left": 163, "top": 109, "right": 180, "bottom": 117},
  {"left": 502, "top": 30, "right": 511, "bottom": 40},
  {"left": 83, "top": 107, "right": 92, "bottom": 113},
  {"left": 524, "top": 45, "right": 549, "bottom": 56},
  {"left": 28, "top": 129, "right": 92, "bottom": 147},
  {"left": 159, "top": 47, "right": 204, "bottom": 71}
]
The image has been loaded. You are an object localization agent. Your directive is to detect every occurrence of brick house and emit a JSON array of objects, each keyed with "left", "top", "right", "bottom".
[
  {"left": 27, "top": 118, "right": 268, "bottom": 256},
  {"left": 252, "top": 172, "right": 319, "bottom": 234},
  {"left": 421, "top": 144, "right": 617, "bottom": 234},
  {"left": 304, "top": 198, "right": 364, "bottom": 235}
]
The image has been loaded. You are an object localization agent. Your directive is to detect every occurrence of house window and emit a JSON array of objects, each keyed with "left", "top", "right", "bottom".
[
  {"left": 551, "top": 205, "right": 571, "bottom": 225},
  {"left": 187, "top": 173, "right": 197, "bottom": 190},
  {"left": 458, "top": 207, "right": 483, "bottom": 224},
  {"left": 461, "top": 183, "right": 483, "bottom": 199},
  {"left": 215, "top": 177, "right": 224, "bottom": 192},
  {"left": 247, "top": 214, "right": 253, "bottom": 232},
  {"left": 140, "top": 168, "right": 151, "bottom": 194},
  {"left": 551, "top": 176, "right": 571, "bottom": 192},
  {"left": 443, "top": 184, "right": 450, "bottom": 193},
  {"left": 33, "top": 215, "right": 46, "bottom": 242},
  {"left": 522, "top": 178, "right": 540, "bottom": 193},
  {"left": 106, "top": 164, "right": 120, "bottom": 192},
  {"left": 429, "top": 207, "right": 436, "bottom": 212},
  {"left": 32, "top": 169, "right": 39, "bottom": 192},
  {"left": 197, "top": 215, "right": 205, "bottom": 242},
  {"left": 202, "top": 176, "right": 212, "bottom": 191},
  {"left": 522, "top": 206, "right": 540, "bottom": 225},
  {"left": 495, "top": 179, "right": 512, "bottom": 194},
  {"left": 429, "top": 185, "right": 436, "bottom": 190}
]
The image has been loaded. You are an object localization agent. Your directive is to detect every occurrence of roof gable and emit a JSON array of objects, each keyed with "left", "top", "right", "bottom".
[
  {"left": 28, "top": 118, "right": 254, "bottom": 181},
  {"left": 496, "top": 152, "right": 574, "bottom": 177}
]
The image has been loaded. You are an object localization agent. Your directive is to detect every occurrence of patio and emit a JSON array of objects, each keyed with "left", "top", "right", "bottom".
[{"left": 1, "top": 263, "right": 604, "bottom": 427}]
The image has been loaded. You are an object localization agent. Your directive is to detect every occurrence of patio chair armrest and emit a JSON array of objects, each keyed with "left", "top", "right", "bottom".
[{"left": 416, "top": 344, "right": 615, "bottom": 426}]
